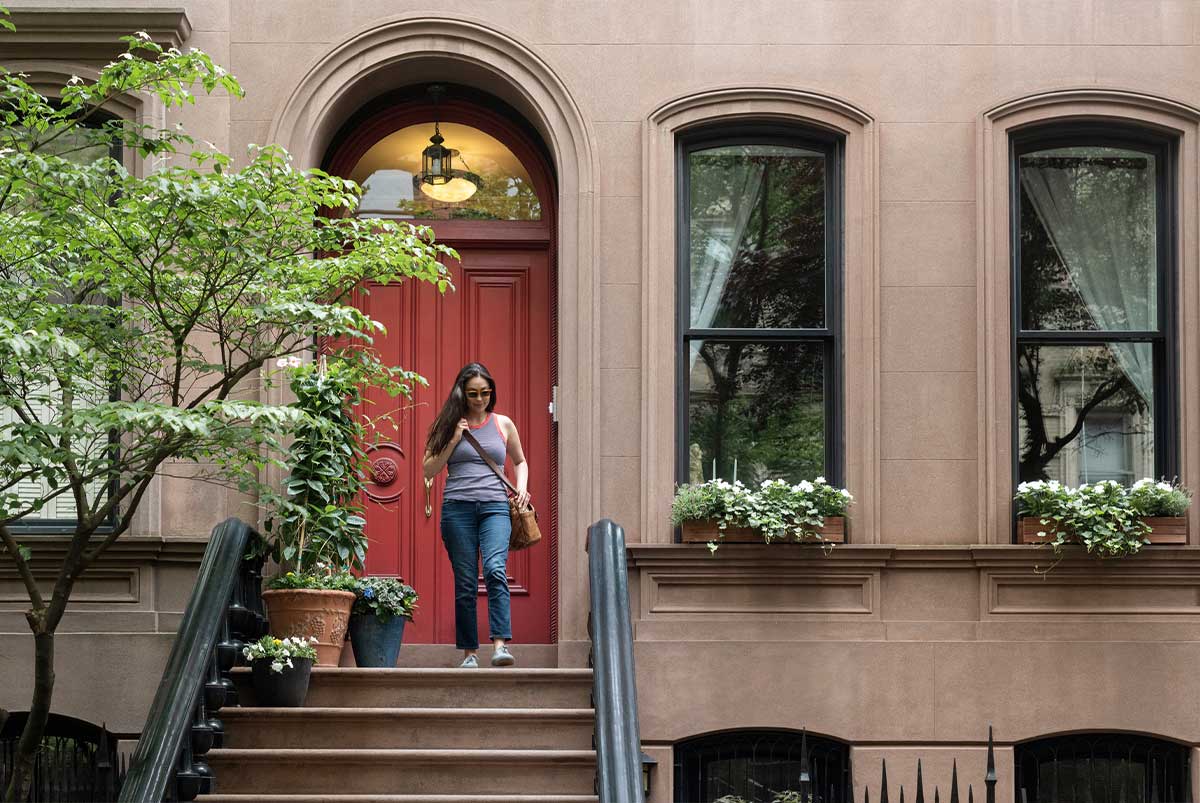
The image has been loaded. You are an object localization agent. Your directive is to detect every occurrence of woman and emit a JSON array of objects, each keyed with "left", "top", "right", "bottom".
[{"left": 423, "top": 363, "right": 531, "bottom": 668}]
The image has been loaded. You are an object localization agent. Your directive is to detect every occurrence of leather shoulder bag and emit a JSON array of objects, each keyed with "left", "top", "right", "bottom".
[{"left": 461, "top": 429, "right": 542, "bottom": 551}]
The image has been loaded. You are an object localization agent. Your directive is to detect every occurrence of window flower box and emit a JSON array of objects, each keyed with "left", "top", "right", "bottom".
[
  {"left": 1013, "top": 478, "right": 1192, "bottom": 558},
  {"left": 1018, "top": 516, "right": 1187, "bottom": 545},
  {"left": 681, "top": 516, "right": 846, "bottom": 544},
  {"left": 672, "top": 477, "right": 853, "bottom": 551}
]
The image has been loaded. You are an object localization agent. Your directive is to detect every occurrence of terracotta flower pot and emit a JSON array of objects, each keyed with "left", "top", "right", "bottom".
[
  {"left": 1018, "top": 516, "right": 1188, "bottom": 545},
  {"left": 680, "top": 517, "right": 846, "bottom": 544},
  {"left": 261, "top": 589, "right": 355, "bottom": 665}
]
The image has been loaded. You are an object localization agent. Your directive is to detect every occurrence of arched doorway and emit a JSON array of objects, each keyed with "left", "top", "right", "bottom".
[{"left": 325, "top": 87, "right": 557, "bottom": 646}]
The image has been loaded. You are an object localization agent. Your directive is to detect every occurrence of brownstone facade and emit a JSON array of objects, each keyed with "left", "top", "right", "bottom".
[{"left": 3, "top": 3, "right": 1200, "bottom": 801}]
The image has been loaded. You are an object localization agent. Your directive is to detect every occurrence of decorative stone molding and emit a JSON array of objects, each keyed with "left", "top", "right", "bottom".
[
  {"left": 641, "top": 86, "right": 880, "bottom": 544},
  {"left": 1, "top": 7, "right": 192, "bottom": 57},
  {"left": 977, "top": 87, "right": 1200, "bottom": 545}
]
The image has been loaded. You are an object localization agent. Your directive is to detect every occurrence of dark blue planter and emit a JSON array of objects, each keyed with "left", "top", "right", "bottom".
[{"left": 349, "top": 613, "right": 408, "bottom": 667}]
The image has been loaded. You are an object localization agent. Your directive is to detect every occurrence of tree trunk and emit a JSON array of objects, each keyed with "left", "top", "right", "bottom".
[{"left": 4, "top": 621, "right": 55, "bottom": 802}]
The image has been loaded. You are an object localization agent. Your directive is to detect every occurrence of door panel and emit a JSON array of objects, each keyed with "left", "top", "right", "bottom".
[{"left": 360, "top": 246, "right": 553, "bottom": 644}]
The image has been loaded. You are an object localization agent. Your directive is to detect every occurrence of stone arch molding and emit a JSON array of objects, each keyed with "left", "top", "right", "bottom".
[
  {"left": 269, "top": 14, "right": 600, "bottom": 642},
  {"left": 976, "top": 86, "right": 1200, "bottom": 545},
  {"left": 640, "top": 86, "right": 880, "bottom": 543},
  {"left": 268, "top": 14, "right": 595, "bottom": 187}
]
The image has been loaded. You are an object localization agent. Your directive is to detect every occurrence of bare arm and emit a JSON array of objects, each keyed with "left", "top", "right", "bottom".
[
  {"left": 423, "top": 418, "right": 469, "bottom": 480},
  {"left": 500, "top": 415, "right": 530, "bottom": 508}
]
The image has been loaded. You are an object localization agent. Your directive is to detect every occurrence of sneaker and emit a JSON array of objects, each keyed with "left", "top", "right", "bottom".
[
  {"left": 459, "top": 654, "right": 478, "bottom": 668},
  {"left": 491, "top": 645, "right": 516, "bottom": 667}
]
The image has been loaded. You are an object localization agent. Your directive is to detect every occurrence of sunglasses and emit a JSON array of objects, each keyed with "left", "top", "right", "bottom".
[{"left": 465, "top": 389, "right": 493, "bottom": 400}]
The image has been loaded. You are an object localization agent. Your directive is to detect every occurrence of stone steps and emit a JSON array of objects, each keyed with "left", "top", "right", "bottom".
[
  {"left": 202, "top": 792, "right": 604, "bottom": 796},
  {"left": 231, "top": 667, "right": 595, "bottom": 709},
  {"left": 198, "top": 666, "right": 599, "bottom": 800},
  {"left": 219, "top": 706, "right": 595, "bottom": 749},
  {"left": 203, "top": 748, "right": 597, "bottom": 796}
]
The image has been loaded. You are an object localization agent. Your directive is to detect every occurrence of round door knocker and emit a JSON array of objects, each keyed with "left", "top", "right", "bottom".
[{"left": 364, "top": 442, "right": 405, "bottom": 503}]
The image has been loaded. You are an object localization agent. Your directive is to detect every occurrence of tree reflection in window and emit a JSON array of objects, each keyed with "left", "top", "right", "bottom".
[
  {"left": 679, "top": 134, "right": 838, "bottom": 487},
  {"left": 1014, "top": 135, "right": 1171, "bottom": 486}
]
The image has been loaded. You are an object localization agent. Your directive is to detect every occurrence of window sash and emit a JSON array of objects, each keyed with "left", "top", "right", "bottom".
[
  {"left": 4, "top": 117, "right": 122, "bottom": 533},
  {"left": 1010, "top": 125, "right": 1177, "bottom": 493},
  {"left": 675, "top": 125, "right": 843, "bottom": 492}
]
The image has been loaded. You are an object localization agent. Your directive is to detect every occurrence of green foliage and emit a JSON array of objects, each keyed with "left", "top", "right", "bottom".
[
  {"left": 671, "top": 477, "right": 852, "bottom": 552},
  {"left": 1014, "top": 478, "right": 1192, "bottom": 560},
  {"left": 0, "top": 37, "right": 455, "bottom": 538},
  {"left": 242, "top": 635, "right": 317, "bottom": 672},
  {"left": 352, "top": 576, "right": 419, "bottom": 623},
  {"left": 1129, "top": 478, "right": 1192, "bottom": 517},
  {"left": 259, "top": 360, "right": 376, "bottom": 579},
  {"left": 716, "top": 792, "right": 806, "bottom": 803},
  {"left": 265, "top": 569, "right": 358, "bottom": 592}
]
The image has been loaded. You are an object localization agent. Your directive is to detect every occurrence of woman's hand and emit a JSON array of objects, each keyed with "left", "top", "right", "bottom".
[
  {"left": 451, "top": 418, "right": 469, "bottom": 444},
  {"left": 514, "top": 487, "right": 531, "bottom": 509}
]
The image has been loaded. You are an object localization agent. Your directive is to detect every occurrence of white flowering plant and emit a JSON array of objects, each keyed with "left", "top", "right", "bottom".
[
  {"left": 1014, "top": 478, "right": 1191, "bottom": 560},
  {"left": 671, "top": 477, "right": 853, "bottom": 550},
  {"left": 242, "top": 635, "right": 318, "bottom": 674},
  {"left": 1129, "top": 478, "right": 1192, "bottom": 517}
]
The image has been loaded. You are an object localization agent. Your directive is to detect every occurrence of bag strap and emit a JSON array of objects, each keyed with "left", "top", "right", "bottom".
[{"left": 461, "top": 429, "right": 519, "bottom": 498}]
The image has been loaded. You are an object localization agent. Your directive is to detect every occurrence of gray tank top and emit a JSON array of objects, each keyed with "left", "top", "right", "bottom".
[{"left": 443, "top": 413, "right": 509, "bottom": 502}]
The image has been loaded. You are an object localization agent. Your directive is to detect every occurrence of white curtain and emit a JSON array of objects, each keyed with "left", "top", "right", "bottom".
[
  {"left": 1020, "top": 148, "right": 1157, "bottom": 406},
  {"left": 688, "top": 155, "right": 765, "bottom": 370}
]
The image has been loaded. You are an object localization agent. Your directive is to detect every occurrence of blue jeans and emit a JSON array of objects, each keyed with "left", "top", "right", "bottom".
[{"left": 440, "top": 500, "right": 513, "bottom": 650}]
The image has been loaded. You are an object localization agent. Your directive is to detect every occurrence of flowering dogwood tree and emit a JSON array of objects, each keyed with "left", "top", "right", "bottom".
[{"left": 0, "top": 23, "right": 452, "bottom": 799}]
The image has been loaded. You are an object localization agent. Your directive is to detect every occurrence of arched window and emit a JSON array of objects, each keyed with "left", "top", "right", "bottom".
[
  {"left": 1014, "top": 732, "right": 1191, "bottom": 803},
  {"left": 673, "top": 729, "right": 851, "bottom": 803},
  {"left": 347, "top": 120, "right": 542, "bottom": 221},
  {"left": 676, "top": 124, "right": 843, "bottom": 490},
  {"left": 1012, "top": 123, "right": 1177, "bottom": 489}
]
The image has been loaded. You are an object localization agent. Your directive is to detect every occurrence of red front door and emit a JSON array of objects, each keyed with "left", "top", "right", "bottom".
[{"left": 359, "top": 245, "right": 554, "bottom": 644}]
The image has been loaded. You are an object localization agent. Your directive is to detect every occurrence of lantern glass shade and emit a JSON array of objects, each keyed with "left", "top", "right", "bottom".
[
  {"left": 421, "top": 136, "right": 452, "bottom": 185},
  {"left": 419, "top": 175, "right": 479, "bottom": 203}
]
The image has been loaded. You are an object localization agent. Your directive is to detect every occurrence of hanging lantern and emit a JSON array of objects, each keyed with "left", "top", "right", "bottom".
[{"left": 417, "top": 85, "right": 481, "bottom": 203}]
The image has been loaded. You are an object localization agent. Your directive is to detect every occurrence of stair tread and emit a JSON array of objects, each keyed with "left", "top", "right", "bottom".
[
  {"left": 231, "top": 667, "right": 592, "bottom": 680},
  {"left": 221, "top": 706, "right": 594, "bottom": 718},
  {"left": 200, "top": 785, "right": 595, "bottom": 797},
  {"left": 207, "top": 747, "right": 596, "bottom": 761}
]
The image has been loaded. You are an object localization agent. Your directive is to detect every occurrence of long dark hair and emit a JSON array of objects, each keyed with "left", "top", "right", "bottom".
[{"left": 425, "top": 362, "right": 497, "bottom": 457}]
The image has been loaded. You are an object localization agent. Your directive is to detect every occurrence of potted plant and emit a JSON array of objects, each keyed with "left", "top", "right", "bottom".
[
  {"left": 243, "top": 635, "right": 319, "bottom": 707},
  {"left": 1015, "top": 478, "right": 1192, "bottom": 557},
  {"left": 672, "top": 477, "right": 852, "bottom": 552},
  {"left": 348, "top": 577, "right": 419, "bottom": 668},
  {"left": 259, "top": 358, "right": 373, "bottom": 665}
]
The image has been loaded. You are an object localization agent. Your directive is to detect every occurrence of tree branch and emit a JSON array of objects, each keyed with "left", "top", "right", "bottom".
[{"left": 0, "top": 523, "right": 45, "bottom": 610}]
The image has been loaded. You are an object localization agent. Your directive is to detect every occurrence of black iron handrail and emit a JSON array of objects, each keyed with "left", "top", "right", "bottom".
[
  {"left": 119, "top": 518, "right": 267, "bottom": 803},
  {"left": 587, "top": 518, "right": 643, "bottom": 802}
]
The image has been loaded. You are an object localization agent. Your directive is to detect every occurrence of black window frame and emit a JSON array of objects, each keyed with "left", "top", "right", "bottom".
[
  {"left": 1009, "top": 122, "right": 1178, "bottom": 506},
  {"left": 6, "top": 111, "right": 123, "bottom": 535},
  {"left": 673, "top": 728, "right": 851, "bottom": 803},
  {"left": 1014, "top": 732, "right": 1191, "bottom": 803},
  {"left": 675, "top": 123, "right": 845, "bottom": 499}
]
